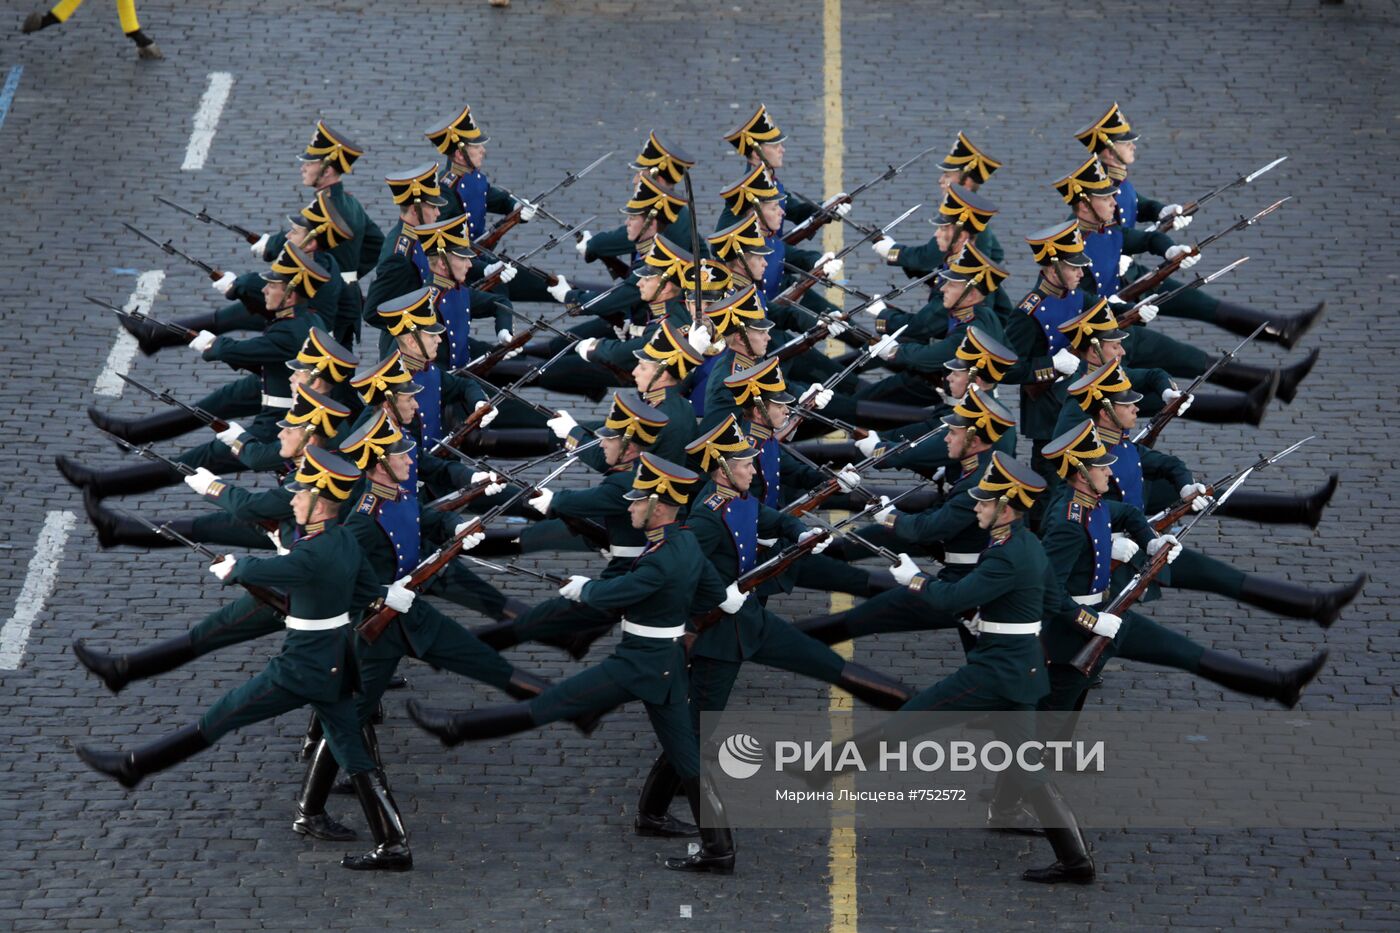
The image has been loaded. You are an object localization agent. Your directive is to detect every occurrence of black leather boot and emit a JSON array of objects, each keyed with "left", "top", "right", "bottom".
[
  {"left": 331, "top": 723, "right": 385, "bottom": 796},
  {"left": 635, "top": 755, "right": 697, "bottom": 837},
  {"left": 1195, "top": 648, "right": 1329, "bottom": 708},
  {"left": 852, "top": 400, "right": 935, "bottom": 432},
  {"left": 463, "top": 429, "right": 559, "bottom": 458},
  {"left": 1212, "top": 299, "right": 1325, "bottom": 351},
  {"left": 787, "top": 439, "right": 862, "bottom": 466},
  {"left": 503, "top": 671, "right": 602, "bottom": 734},
  {"left": 986, "top": 771, "right": 1044, "bottom": 836},
  {"left": 472, "top": 619, "right": 522, "bottom": 651},
  {"left": 56, "top": 455, "right": 182, "bottom": 498},
  {"left": 22, "top": 11, "right": 58, "bottom": 32},
  {"left": 293, "top": 739, "right": 357, "bottom": 841},
  {"left": 795, "top": 611, "right": 856, "bottom": 646},
  {"left": 120, "top": 310, "right": 218, "bottom": 355},
  {"left": 835, "top": 661, "right": 913, "bottom": 710},
  {"left": 1237, "top": 573, "right": 1365, "bottom": 627},
  {"left": 72, "top": 634, "right": 197, "bottom": 693},
  {"left": 1208, "top": 349, "right": 1318, "bottom": 405},
  {"left": 469, "top": 526, "right": 524, "bottom": 557},
  {"left": 343, "top": 770, "right": 412, "bottom": 871},
  {"left": 1179, "top": 370, "right": 1277, "bottom": 426},
  {"left": 1021, "top": 784, "right": 1094, "bottom": 884},
  {"left": 88, "top": 405, "right": 206, "bottom": 445},
  {"left": 1214, "top": 475, "right": 1338, "bottom": 528},
  {"left": 406, "top": 699, "right": 536, "bottom": 747},
  {"left": 665, "top": 777, "right": 735, "bottom": 874},
  {"left": 299, "top": 710, "right": 324, "bottom": 761},
  {"left": 83, "top": 491, "right": 189, "bottom": 548},
  {"left": 75, "top": 723, "right": 211, "bottom": 788}
]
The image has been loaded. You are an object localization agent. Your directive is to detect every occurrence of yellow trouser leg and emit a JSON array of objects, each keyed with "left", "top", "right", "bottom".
[
  {"left": 49, "top": 0, "right": 84, "bottom": 23},
  {"left": 117, "top": 0, "right": 140, "bottom": 34}
]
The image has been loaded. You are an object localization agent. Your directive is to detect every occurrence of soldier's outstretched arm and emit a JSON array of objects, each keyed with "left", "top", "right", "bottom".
[{"left": 905, "top": 549, "right": 1018, "bottom": 617}]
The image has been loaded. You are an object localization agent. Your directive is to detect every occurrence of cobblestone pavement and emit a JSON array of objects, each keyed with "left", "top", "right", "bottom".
[{"left": 0, "top": 0, "right": 1396, "bottom": 930}]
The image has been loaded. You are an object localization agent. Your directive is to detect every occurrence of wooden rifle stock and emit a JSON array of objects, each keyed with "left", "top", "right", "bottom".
[
  {"left": 1069, "top": 547, "right": 1173, "bottom": 676},
  {"left": 689, "top": 533, "right": 829, "bottom": 634},
  {"left": 476, "top": 207, "right": 522, "bottom": 251}
]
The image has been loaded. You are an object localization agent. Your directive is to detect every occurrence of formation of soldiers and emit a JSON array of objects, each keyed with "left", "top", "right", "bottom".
[{"left": 63, "top": 102, "right": 1365, "bottom": 884}]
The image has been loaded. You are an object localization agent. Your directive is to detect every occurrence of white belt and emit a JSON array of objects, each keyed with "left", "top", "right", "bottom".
[
  {"left": 341, "top": 271, "right": 359, "bottom": 283},
  {"left": 621, "top": 619, "right": 685, "bottom": 639},
  {"left": 976, "top": 619, "right": 1042, "bottom": 636},
  {"left": 285, "top": 612, "right": 351, "bottom": 631},
  {"left": 261, "top": 393, "right": 294, "bottom": 409},
  {"left": 943, "top": 552, "right": 980, "bottom": 565},
  {"left": 1072, "top": 592, "right": 1105, "bottom": 606},
  {"left": 609, "top": 544, "right": 644, "bottom": 558}
]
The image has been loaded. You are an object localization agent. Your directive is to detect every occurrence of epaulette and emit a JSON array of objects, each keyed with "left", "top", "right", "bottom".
[
  {"left": 703, "top": 492, "right": 726, "bottom": 511},
  {"left": 393, "top": 233, "right": 415, "bottom": 256},
  {"left": 356, "top": 492, "right": 380, "bottom": 515},
  {"left": 1017, "top": 292, "right": 1043, "bottom": 316},
  {"left": 441, "top": 169, "right": 460, "bottom": 187},
  {"left": 1066, "top": 500, "right": 1085, "bottom": 524}
]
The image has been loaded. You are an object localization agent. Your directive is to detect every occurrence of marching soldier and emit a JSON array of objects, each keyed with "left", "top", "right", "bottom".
[
  {"left": 408, "top": 454, "right": 739, "bottom": 874},
  {"left": 21, "top": 0, "right": 160, "bottom": 57},
  {"left": 396, "top": 214, "right": 513, "bottom": 368},
  {"left": 75, "top": 448, "right": 415, "bottom": 872},
  {"left": 424, "top": 104, "right": 535, "bottom": 239},
  {"left": 723, "top": 104, "right": 834, "bottom": 230}
]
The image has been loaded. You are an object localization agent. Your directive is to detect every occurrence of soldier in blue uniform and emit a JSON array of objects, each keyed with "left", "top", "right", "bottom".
[
  {"left": 1036, "top": 421, "right": 1331, "bottom": 720},
  {"left": 631, "top": 415, "right": 914, "bottom": 837},
  {"left": 408, "top": 454, "right": 740, "bottom": 874},
  {"left": 75, "top": 448, "right": 416, "bottom": 872},
  {"left": 723, "top": 103, "right": 836, "bottom": 230}
]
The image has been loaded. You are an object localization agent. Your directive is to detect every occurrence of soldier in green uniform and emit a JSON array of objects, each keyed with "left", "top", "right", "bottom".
[
  {"left": 75, "top": 448, "right": 415, "bottom": 872},
  {"left": 1056, "top": 362, "right": 1365, "bottom": 624},
  {"left": 825, "top": 453, "right": 1096, "bottom": 884},
  {"left": 408, "top": 454, "right": 739, "bottom": 874},
  {"left": 1036, "top": 421, "right": 1330, "bottom": 720}
]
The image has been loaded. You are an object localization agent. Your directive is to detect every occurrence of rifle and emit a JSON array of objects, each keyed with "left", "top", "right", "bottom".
[
  {"left": 1133, "top": 323, "right": 1266, "bottom": 448},
  {"left": 1116, "top": 198, "right": 1288, "bottom": 303},
  {"left": 779, "top": 259, "right": 903, "bottom": 315},
  {"left": 770, "top": 270, "right": 936, "bottom": 367},
  {"left": 121, "top": 222, "right": 225, "bottom": 281},
  {"left": 774, "top": 323, "right": 908, "bottom": 440},
  {"left": 116, "top": 373, "right": 231, "bottom": 432},
  {"left": 780, "top": 145, "right": 940, "bottom": 246},
  {"left": 87, "top": 295, "right": 197, "bottom": 344},
  {"left": 455, "top": 304, "right": 576, "bottom": 379},
  {"left": 681, "top": 166, "right": 705, "bottom": 331},
  {"left": 772, "top": 204, "right": 922, "bottom": 308},
  {"left": 782, "top": 426, "right": 945, "bottom": 517},
  {"left": 154, "top": 196, "right": 261, "bottom": 244},
  {"left": 475, "top": 151, "right": 612, "bottom": 251},
  {"left": 512, "top": 436, "right": 602, "bottom": 471},
  {"left": 436, "top": 340, "right": 578, "bottom": 454},
  {"left": 107, "top": 433, "right": 283, "bottom": 532},
  {"left": 475, "top": 216, "right": 595, "bottom": 292},
  {"left": 1115, "top": 256, "right": 1250, "bottom": 328},
  {"left": 598, "top": 254, "right": 633, "bottom": 281},
  {"left": 128, "top": 514, "right": 289, "bottom": 615},
  {"left": 1145, "top": 437, "right": 1313, "bottom": 533},
  {"left": 463, "top": 555, "right": 569, "bottom": 587},
  {"left": 1140, "top": 157, "right": 1287, "bottom": 234},
  {"left": 437, "top": 451, "right": 611, "bottom": 551},
  {"left": 1070, "top": 468, "right": 1257, "bottom": 675},
  {"left": 357, "top": 458, "right": 577, "bottom": 643}
]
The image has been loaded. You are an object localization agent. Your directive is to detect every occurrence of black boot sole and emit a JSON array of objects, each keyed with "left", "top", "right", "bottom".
[
  {"left": 635, "top": 816, "right": 699, "bottom": 838},
  {"left": 1275, "top": 348, "right": 1320, "bottom": 405},
  {"left": 293, "top": 816, "right": 358, "bottom": 842},
  {"left": 72, "top": 639, "right": 127, "bottom": 694}
]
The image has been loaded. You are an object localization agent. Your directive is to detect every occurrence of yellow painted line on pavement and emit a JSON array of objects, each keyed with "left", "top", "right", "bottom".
[{"left": 821, "top": 0, "right": 858, "bottom": 930}]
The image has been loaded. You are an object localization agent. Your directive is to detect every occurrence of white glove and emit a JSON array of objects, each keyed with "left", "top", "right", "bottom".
[
  {"left": 209, "top": 555, "right": 237, "bottom": 581},
  {"left": 484, "top": 261, "right": 517, "bottom": 283},
  {"left": 212, "top": 271, "right": 238, "bottom": 296},
  {"left": 861, "top": 295, "right": 887, "bottom": 317},
  {"left": 872, "top": 236, "right": 896, "bottom": 260},
  {"left": 215, "top": 423, "right": 245, "bottom": 446},
  {"left": 826, "top": 317, "right": 848, "bottom": 338},
  {"left": 873, "top": 495, "right": 897, "bottom": 525},
  {"left": 833, "top": 199, "right": 852, "bottom": 218},
  {"left": 1165, "top": 244, "right": 1200, "bottom": 269},
  {"left": 574, "top": 337, "right": 598, "bottom": 361},
  {"left": 559, "top": 574, "right": 589, "bottom": 601},
  {"left": 1052, "top": 347, "right": 1079, "bottom": 376},
  {"left": 1180, "top": 482, "right": 1212, "bottom": 511},
  {"left": 471, "top": 471, "right": 508, "bottom": 496},
  {"left": 453, "top": 528, "right": 485, "bottom": 552},
  {"left": 855, "top": 432, "right": 881, "bottom": 458},
  {"left": 473, "top": 400, "right": 498, "bottom": 428},
  {"left": 1158, "top": 204, "right": 1192, "bottom": 231},
  {"left": 818, "top": 255, "right": 844, "bottom": 279},
  {"left": 1090, "top": 611, "right": 1122, "bottom": 639},
  {"left": 1134, "top": 295, "right": 1160, "bottom": 324},
  {"left": 189, "top": 330, "right": 217, "bottom": 353},
  {"left": 574, "top": 231, "right": 593, "bottom": 257},
  {"left": 1111, "top": 533, "right": 1140, "bottom": 563},
  {"left": 385, "top": 575, "right": 417, "bottom": 612},
  {"left": 834, "top": 464, "right": 862, "bottom": 493},
  {"left": 798, "top": 528, "right": 831, "bottom": 554},
  {"left": 1147, "top": 534, "right": 1183, "bottom": 564},
  {"left": 687, "top": 323, "right": 713, "bottom": 354},
  {"left": 1117, "top": 253, "right": 1133, "bottom": 277},
  {"left": 250, "top": 233, "right": 270, "bottom": 257},
  {"left": 547, "top": 409, "right": 578, "bottom": 439},
  {"left": 871, "top": 334, "right": 900, "bottom": 361},
  {"left": 546, "top": 275, "right": 572, "bottom": 303},
  {"left": 1161, "top": 387, "right": 1194, "bottom": 415},
  {"left": 516, "top": 199, "right": 538, "bottom": 222},
  {"left": 890, "top": 552, "right": 923, "bottom": 586},
  {"left": 528, "top": 488, "right": 554, "bottom": 515},
  {"left": 799, "top": 384, "right": 833, "bottom": 410},
  {"left": 183, "top": 467, "right": 220, "bottom": 496},
  {"left": 719, "top": 581, "right": 748, "bottom": 614}
]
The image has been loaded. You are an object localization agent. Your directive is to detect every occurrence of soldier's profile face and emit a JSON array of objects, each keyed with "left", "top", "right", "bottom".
[
  {"left": 262, "top": 280, "right": 288, "bottom": 310},
  {"left": 298, "top": 161, "right": 319, "bottom": 186},
  {"left": 946, "top": 369, "right": 970, "bottom": 400},
  {"left": 1112, "top": 401, "right": 1139, "bottom": 429},
  {"left": 466, "top": 143, "right": 486, "bottom": 168},
  {"left": 446, "top": 252, "right": 473, "bottom": 282},
  {"left": 973, "top": 497, "right": 1000, "bottom": 529},
  {"left": 601, "top": 435, "right": 626, "bottom": 466},
  {"left": 1054, "top": 262, "right": 1086, "bottom": 291},
  {"left": 1087, "top": 463, "right": 1113, "bottom": 494},
  {"left": 277, "top": 424, "right": 307, "bottom": 459},
  {"left": 757, "top": 201, "right": 784, "bottom": 233},
  {"left": 390, "top": 393, "right": 418, "bottom": 423},
  {"left": 624, "top": 214, "right": 652, "bottom": 242},
  {"left": 631, "top": 359, "right": 662, "bottom": 390},
  {"left": 1089, "top": 193, "right": 1117, "bottom": 224},
  {"left": 637, "top": 274, "right": 662, "bottom": 301},
  {"left": 1109, "top": 140, "right": 1137, "bottom": 166},
  {"left": 756, "top": 141, "right": 784, "bottom": 169},
  {"left": 291, "top": 488, "right": 314, "bottom": 524},
  {"left": 726, "top": 457, "right": 757, "bottom": 493}
]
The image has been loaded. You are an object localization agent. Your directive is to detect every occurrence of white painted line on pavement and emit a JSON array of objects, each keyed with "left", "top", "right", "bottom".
[
  {"left": 94, "top": 270, "right": 165, "bottom": 397},
  {"left": 181, "top": 72, "right": 234, "bottom": 171},
  {"left": 0, "top": 510, "right": 78, "bottom": 670}
]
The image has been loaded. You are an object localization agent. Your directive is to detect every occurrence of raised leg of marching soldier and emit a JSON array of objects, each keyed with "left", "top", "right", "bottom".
[
  {"left": 1123, "top": 326, "right": 1318, "bottom": 405},
  {"left": 1126, "top": 265, "right": 1325, "bottom": 349},
  {"left": 1150, "top": 547, "right": 1365, "bottom": 628},
  {"left": 21, "top": 0, "right": 162, "bottom": 57},
  {"left": 85, "top": 376, "right": 263, "bottom": 447},
  {"left": 1144, "top": 474, "right": 1338, "bottom": 528},
  {"left": 82, "top": 494, "right": 277, "bottom": 550}
]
